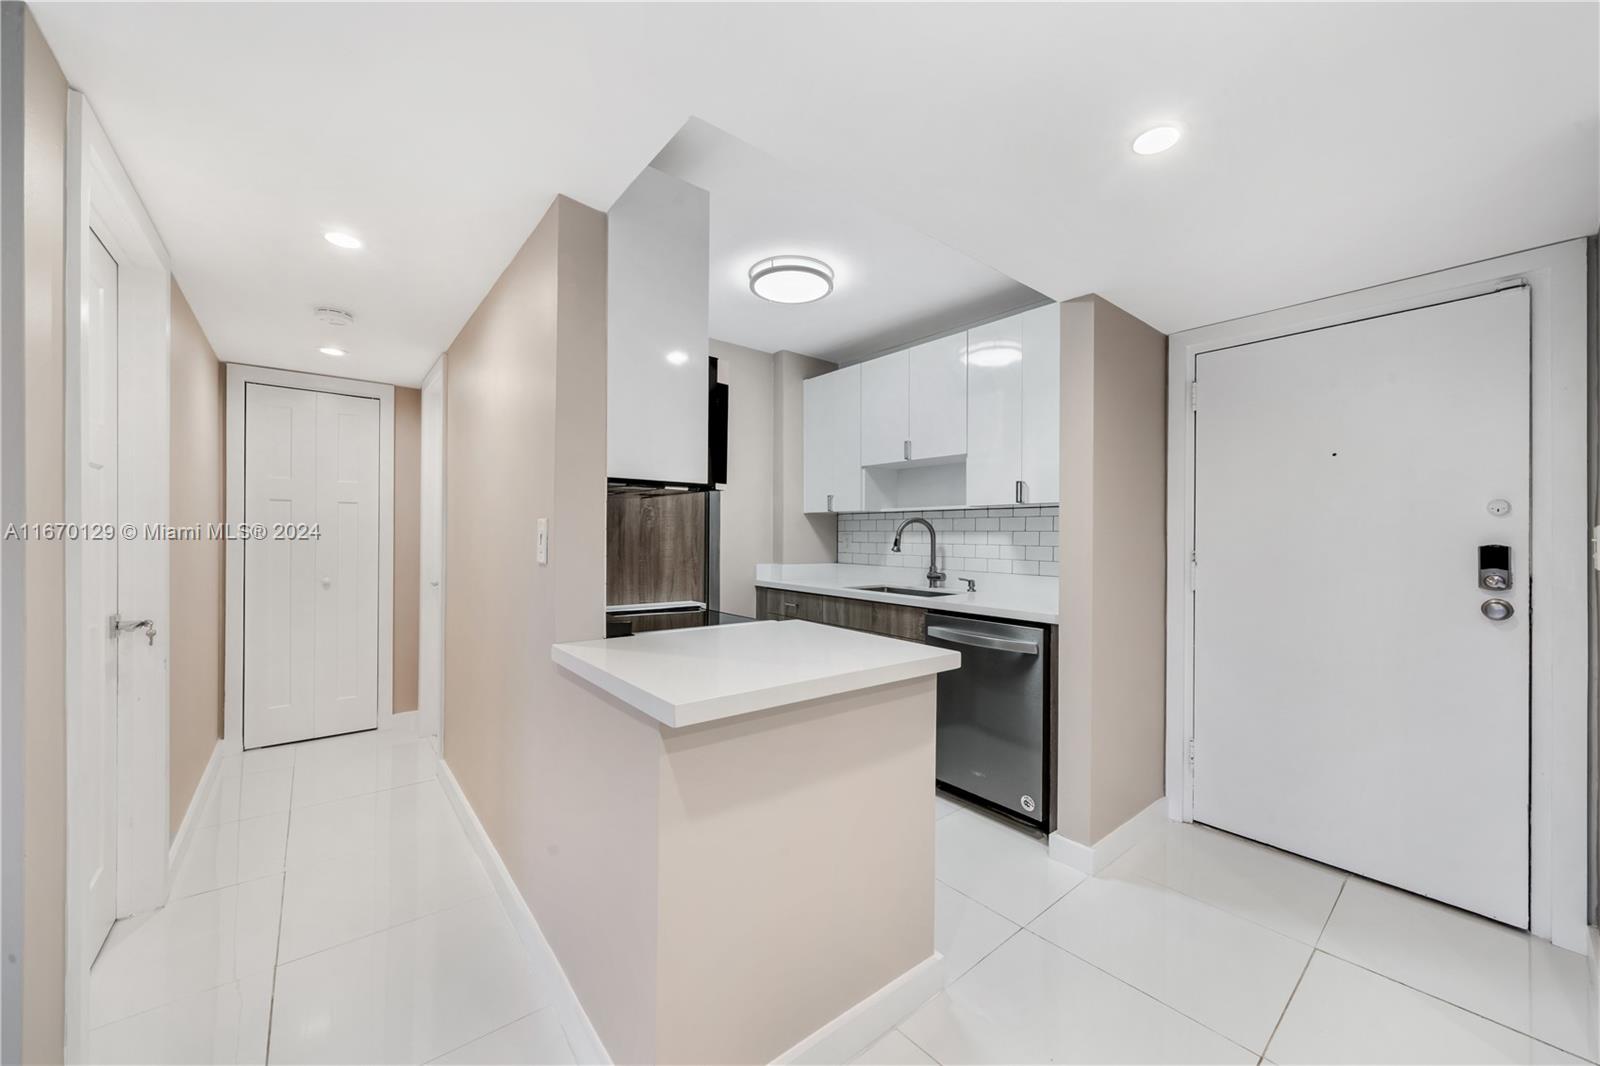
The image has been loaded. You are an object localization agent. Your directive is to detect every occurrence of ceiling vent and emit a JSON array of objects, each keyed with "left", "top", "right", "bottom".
[{"left": 314, "top": 307, "right": 355, "bottom": 328}]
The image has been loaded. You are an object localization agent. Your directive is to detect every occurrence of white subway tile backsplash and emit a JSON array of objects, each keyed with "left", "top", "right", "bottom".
[{"left": 834, "top": 505, "right": 1062, "bottom": 574}]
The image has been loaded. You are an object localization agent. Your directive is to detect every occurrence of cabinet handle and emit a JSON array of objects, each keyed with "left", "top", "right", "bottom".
[
  {"left": 904, "top": 440, "right": 912, "bottom": 461},
  {"left": 1015, "top": 480, "right": 1024, "bottom": 504},
  {"left": 826, "top": 493, "right": 834, "bottom": 512}
]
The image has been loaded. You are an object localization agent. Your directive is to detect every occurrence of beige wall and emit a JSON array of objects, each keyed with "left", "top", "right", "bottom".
[
  {"left": 443, "top": 196, "right": 664, "bottom": 1064},
  {"left": 654, "top": 679, "right": 935, "bottom": 1064},
  {"left": 168, "top": 283, "right": 224, "bottom": 837},
  {"left": 1056, "top": 295, "right": 1168, "bottom": 844},
  {"left": 772, "top": 349, "right": 838, "bottom": 564},
  {"left": 393, "top": 386, "right": 420, "bottom": 711},
  {"left": 7, "top": 7, "right": 70, "bottom": 1061},
  {"left": 712, "top": 339, "right": 774, "bottom": 617}
]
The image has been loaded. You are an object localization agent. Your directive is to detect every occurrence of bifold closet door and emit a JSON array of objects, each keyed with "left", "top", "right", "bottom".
[{"left": 244, "top": 383, "right": 380, "bottom": 748}]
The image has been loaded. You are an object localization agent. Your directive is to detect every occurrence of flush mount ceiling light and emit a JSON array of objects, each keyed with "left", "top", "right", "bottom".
[
  {"left": 324, "top": 230, "right": 363, "bottom": 250},
  {"left": 665, "top": 350, "right": 690, "bottom": 366},
  {"left": 749, "top": 255, "right": 834, "bottom": 304},
  {"left": 314, "top": 307, "right": 355, "bottom": 328},
  {"left": 1131, "top": 125, "right": 1182, "bottom": 156},
  {"left": 318, "top": 346, "right": 347, "bottom": 357}
]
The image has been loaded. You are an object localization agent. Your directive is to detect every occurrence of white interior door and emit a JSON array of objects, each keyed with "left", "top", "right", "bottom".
[
  {"left": 244, "top": 384, "right": 379, "bottom": 747},
  {"left": 314, "top": 392, "right": 381, "bottom": 737},
  {"left": 417, "top": 367, "right": 444, "bottom": 739},
  {"left": 81, "top": 232, "right": 120, "bottom": 959},
  {"left": 1192, "top": 288, "right": 1531, "bottom": 927}
]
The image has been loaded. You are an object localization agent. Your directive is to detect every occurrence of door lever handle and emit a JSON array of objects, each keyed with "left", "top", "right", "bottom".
[{"left": 112, "top": 614, "right": 157, "bottom": 646}]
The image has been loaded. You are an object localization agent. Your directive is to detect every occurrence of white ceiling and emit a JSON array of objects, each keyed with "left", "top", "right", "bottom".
[
  {"left": 652, "top": 120, "right": 1044, "bottom": 364},
  {"left": 32, "top": 3, "right": 1599, "bottom": 386}
]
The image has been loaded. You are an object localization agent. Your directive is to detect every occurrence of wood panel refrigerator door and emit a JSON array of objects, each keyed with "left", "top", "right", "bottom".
[
  {"left": 81, "top": 233, "right": 119, "bottom": 957},
  {"left": 860, "top": 349, "right": 909, "bottom": 467},
  {"left": 1192, "top": 288, "right": 1531, "bottom": 926},
  {"left": 964, "top": 314, "right": 1023, "bottom": 506},
  {"left": 1019, "top": 303, "right": 1060, "bottom": 504},
  {"left": 313, "top": 393, "right": 381, "bottom": 739},
  {"left": 243, "top": 384, "right": 318, "bottom": 748},
  {"left": 907, "top": 332, "right": 967, "bottom": 461}
]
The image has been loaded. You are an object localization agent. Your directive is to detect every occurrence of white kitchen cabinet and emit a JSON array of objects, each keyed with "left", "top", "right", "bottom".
[
  {"left": 803, "top": 364, "right": 863, "bottom": 513},
  {"left": 860, "top": 349, "right": 910, "bottom": 466},
  {"left": 964, "top": 314, "right": 1024, "bottom": 505},
  {"left": 907, "top": 332, "right": 968, "bottom": 461},
  {"left": 607, "top": 167, "right": 710, "bottom": 484},
  {"left": 1019, "top": 303, "right": 1061, "bottom": 504}
]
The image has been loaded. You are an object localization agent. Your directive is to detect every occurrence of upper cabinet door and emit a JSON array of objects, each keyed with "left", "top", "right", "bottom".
[
  {"left": 965, "top": 313, "right": 1024, "bottom": 506},
  {"left": 908, "top": 332, "right": 968, "bottom": 461},
  {"left": 1020, "top": 303, "right": 1061, "bottom": 504},
  {"left": 860, "top": 349, "right": 910, "bottom": 467},
  {"left": 803, "top": 364, "right": 862, "bottom": 513},
  {"left": 607, "top": 168, "right": 710, "bottom": 484}
]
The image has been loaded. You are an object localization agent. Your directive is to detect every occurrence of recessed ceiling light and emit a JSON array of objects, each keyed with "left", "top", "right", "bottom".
[
  {"left": 749, "top": 256, "right": 834, "bottom": 304},
  {"left": 324, "top": 231, "right": 363, "bottom": 250},
  {"left": 1131, "top": 125, "right": 1182, "bottom": 156},
  {"left": 318, "top": 346, "right": 347, "bottom": 357},
  {"left": 665, "top": 350, "right": 690, "bottom": 366}
]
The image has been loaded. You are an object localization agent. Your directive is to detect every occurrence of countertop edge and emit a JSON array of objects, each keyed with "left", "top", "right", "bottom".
[
  {"left": 753, "top": 577, "right": 1059, "bottom": 625},
  {"left": 551, "top": 626, "right": 961, "bottom": 729}
]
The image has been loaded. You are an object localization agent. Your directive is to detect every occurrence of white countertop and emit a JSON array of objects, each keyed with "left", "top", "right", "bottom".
[
  {"left": 551, "top": 619, "right": 959, "bottom": 728},
  {"left": 754, "top": 563, "right": 1059, "bottom": 625}
]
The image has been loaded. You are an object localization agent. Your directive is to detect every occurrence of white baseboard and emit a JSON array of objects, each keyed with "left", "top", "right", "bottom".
[
  {"left": 168, "top": 738, "right": 226, "bottom": 883},
  {"left": 437, "top": 760, "right": 610, "bottom": 1065},
  {"left": 1048, "top": 797, "right": 1168, "bottom": 875},
  {"left": 773, "top": 953, "right": 943, "bottom": 1065}
]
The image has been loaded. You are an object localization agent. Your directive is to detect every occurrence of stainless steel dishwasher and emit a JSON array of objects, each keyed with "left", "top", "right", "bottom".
[{"left": 925, "top": 613, "right": 1050, "bottom": 831}]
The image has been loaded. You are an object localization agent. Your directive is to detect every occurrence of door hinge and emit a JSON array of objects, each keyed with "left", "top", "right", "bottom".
[
  {"left": 1186, "top": 737, "right": 1196, "bottom": 768},
  {"left": 1188, "top": 550, "right": 1198, "bottom": 589},
  {"left": 1189, "top": 381, "right": 1199, "bottom": 410}
]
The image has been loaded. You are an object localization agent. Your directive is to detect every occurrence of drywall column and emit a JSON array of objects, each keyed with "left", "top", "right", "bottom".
[
  {"left": 1056, "top": 295, "right": 1169, "bottom": 846},
  {"left": 772, "top": 349, "right": 839, "bottom": 563},
  {"left": 168, "top": 282, "right": 225, "bottom": 836},
  {"left": 442, "top": 196, "right": 662, "bottom": 1064},
  {"left": 2, "top": 7, "right": 69, "bottom": 1061}
]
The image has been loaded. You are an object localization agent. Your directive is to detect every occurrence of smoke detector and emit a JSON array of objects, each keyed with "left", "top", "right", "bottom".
[{"left": 314, "top": 307, "right": 355, "bottom": 328}]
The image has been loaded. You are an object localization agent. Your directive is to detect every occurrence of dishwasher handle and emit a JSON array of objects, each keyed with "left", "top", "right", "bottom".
[{"left": 927, "top": 624, "right": 1040, "bottom": 655}]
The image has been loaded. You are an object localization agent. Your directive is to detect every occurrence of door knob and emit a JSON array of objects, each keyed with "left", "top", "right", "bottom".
[
  {"left": 1480, "top": 598, "right": 1514, "bottom": 621},
  {"left": 320, "top": 576, "right": 332, "bottom": 589},
  {"left": 112, "top": 614, "right": 157, "bottom": 646},
  {"left": 429, "top": 580, "right": 440, "bottom": 588}
]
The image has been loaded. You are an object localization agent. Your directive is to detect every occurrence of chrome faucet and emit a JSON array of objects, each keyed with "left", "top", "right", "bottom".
[{"left": 892, "top": 517, "right": 946, "bottom": 588}]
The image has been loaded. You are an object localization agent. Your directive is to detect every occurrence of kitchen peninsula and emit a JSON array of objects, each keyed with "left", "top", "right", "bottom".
[{"left": 550, "top": 619, "right": 959, "bottom": 1064}]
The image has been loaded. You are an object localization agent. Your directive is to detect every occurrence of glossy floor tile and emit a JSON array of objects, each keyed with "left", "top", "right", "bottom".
[
  {"left": 427, "top": 1008, "right": 577, "bottom": 1065},
  {"left": 1029, "top": 874, "right": 1312, "bottom": 1053},
  {"left": 1318, "top": 877, "right": 1599, "bottom": 1061},
  {"left": 1104, "top": 820, "right": 1347, "bottom": 945},
  {"left": 899, "top": 931, "right": 1257, "bottom": 1064},
  {"left": 87, "top": 972, "right": 273, "bottom": 1066},
  {"left": 934, "top": 808, "right": 1084, "bottom": 925},
  {"left": 851, "top": 1028, "right": 938, "bottom": 1065},
  {"left": 934, "top": 882, "right": 1019, "bottom": 987},
  {"left": 89, "top": 725, "right": 596, "bottom": 1066},
  {"left": 1268, "top": 952, "right": 1586, "bottom": 1065},
  {"left": 269, "top": 897, "right": 558, "bottom": 1065}
]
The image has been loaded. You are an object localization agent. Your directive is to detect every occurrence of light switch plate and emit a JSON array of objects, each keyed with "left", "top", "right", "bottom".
[{"left": 537, "top": 518, "right": 548, "bottom": 565}]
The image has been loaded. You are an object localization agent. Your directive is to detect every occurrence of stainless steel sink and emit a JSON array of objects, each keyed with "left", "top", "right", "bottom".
[{"left": 851, "top": 585, "right": 956, "bottom": 597}]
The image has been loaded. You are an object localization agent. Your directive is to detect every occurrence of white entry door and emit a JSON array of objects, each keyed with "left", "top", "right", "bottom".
[
  {"left": 244, "top": 384, "right": 381, "bottom": 748},
  {"left": 1192, "top": 288, "right": 1531, "bottom": 927},
  {"left": 81, "top": 232, "right": 121, "bottom": 958}
]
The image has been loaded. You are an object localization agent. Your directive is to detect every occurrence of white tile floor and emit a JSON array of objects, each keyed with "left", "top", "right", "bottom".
[
  {"left": 91, "top": 735, "right": 1599, "bottom": 1066},
  {"left": 860, "top": 801, "right": 1600, "bottom": 1066},
  {"left": 88, "top": 720, "right": 581, "bottom": 1065}
]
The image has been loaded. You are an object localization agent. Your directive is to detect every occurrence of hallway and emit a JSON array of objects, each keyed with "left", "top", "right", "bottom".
[{"left": 86, "top": 721, "right": 582, "bottom": 1064}]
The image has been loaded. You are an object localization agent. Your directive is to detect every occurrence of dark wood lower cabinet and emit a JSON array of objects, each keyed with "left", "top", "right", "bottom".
[{"left": 756, "top": 587, "right": 926, "bottom": 642}]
